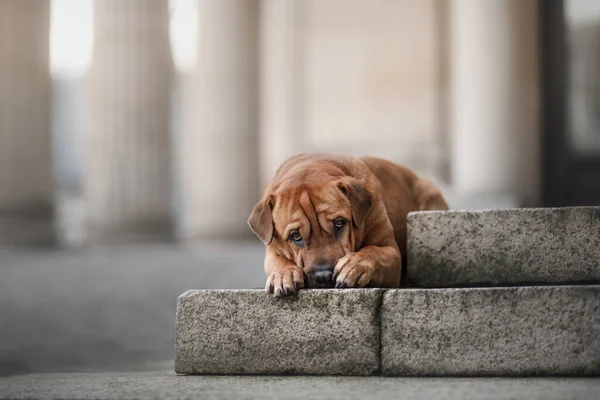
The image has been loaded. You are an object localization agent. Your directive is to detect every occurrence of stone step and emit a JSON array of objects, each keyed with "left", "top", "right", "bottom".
[
  {"left": 175, "top": 289, "right": 382, "bottom": 375},
  {"left": 407, "top": 207, "right": 600, "bottom": 287},
  {"left": 175, "top": 286, "right": 600, "bottom": 376},
  {"left": 381, "top": 285, "right": 600, "bottom": 376}
]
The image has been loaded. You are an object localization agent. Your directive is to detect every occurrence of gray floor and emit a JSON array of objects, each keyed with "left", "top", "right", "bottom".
[
  {"left": 1, "top": 370, "right": 600, "bottom": 400},
  {"left": 0, "top": 243, "right": 265, "bottom": 376}
]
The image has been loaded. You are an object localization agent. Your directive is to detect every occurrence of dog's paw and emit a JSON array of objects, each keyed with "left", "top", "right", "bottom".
[
  {"left": 265, "top": 264, "right": 306, "bottom": 297},
  {"left": 333, "top": 252, "right": 381, "bottom": 288}
]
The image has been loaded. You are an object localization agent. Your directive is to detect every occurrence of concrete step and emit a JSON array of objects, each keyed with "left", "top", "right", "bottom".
[
  {"left": 3, "top": 371, "right": 600, "bottom": 400},
  {"left": 407, "top": 207, "right": 600, "bottom": 287},
  {"left": 175, "top": 289, "right": 382, "bottom": 375},
  {"left": 175, "top": 286, "right": 600, "bottom": 376},
  {"left": 381, "top": 285, "right": 600, "bottom": 376}
]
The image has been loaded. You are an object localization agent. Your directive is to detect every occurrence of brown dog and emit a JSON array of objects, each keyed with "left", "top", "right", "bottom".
[{"left": 248, "top": 153, "right": 448, "bottom": 297}]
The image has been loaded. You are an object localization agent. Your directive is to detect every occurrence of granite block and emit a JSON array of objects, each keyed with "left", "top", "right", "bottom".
[
  {"left": 407, "top": 207, "right": 600, "bottom": 287},
  {"left": 175, "top": 289, "right": 382, "bottom": 375},
  {"left": 381, "top": 286, "right": 600, "bottom": 376}
]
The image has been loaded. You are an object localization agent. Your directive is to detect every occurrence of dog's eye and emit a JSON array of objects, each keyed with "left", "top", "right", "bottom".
[
  {"left": 334, "top": 218, "right": 346, "bottom": 229},
  {"left": 289, "top": 231, "right": 303, "bottom": 244},
  {"left": 333, "top": 218, "right": 346, "bottom": 237}
]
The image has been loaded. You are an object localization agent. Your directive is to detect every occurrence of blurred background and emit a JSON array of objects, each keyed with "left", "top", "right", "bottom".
[{"left": 0, "top": 0, "right": 598, "bottom": 376}]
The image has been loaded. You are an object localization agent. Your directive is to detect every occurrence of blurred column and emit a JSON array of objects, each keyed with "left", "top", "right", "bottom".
[
  {"left": 85, "top": 0, "right": 173, "bottom": 242},
  {"left": 450, "top": 0, "right": 539, "bottom": 208},
  {"left": 259, "top": 0, "right": 299, "bottom": 187},
  {"left": 177, "top": 0, "right": 260, "bottom": 240},
  {"left": 0, "top": 1, "right": 54, "bottom": 246}
]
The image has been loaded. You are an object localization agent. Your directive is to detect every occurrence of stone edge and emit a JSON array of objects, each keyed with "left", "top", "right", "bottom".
[{"left": 175, "top": 286, "right": 600, "bottom": 377}]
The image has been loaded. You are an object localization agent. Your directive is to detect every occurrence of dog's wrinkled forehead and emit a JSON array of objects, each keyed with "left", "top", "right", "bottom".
[{"left": 271, "top": 183, "right": 350, "bottom": 239}]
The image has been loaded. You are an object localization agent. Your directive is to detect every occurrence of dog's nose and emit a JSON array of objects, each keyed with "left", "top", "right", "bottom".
[{"left": 308, "top": 263, "right": 334, "bottom": 288}]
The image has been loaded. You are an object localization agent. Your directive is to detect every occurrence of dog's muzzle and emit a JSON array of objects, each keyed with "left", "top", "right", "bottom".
[{"left": 308, "top": 263, "right": 335, "bottom": 288}]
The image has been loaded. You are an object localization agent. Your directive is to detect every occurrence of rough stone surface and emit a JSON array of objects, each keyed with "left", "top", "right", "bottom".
[
  {"left": 407, "top": 207, "right": 600, "bottom": 287},
  {"left": 381, "top": 286, "right": 600, "bottom": 376},
  {"left": 2, "top": 371, "right": 600, "bottom": 400},
  {"left": 175, "top": 289, "right": 382, "bottom": 375}
]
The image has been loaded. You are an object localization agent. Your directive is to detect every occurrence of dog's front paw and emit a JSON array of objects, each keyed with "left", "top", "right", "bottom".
[
  {"left": 265, "top": 264, "right": 306, "bottom": 297},
  {"left": 333, "top": 253, "right": 382, "bottom": 288}
]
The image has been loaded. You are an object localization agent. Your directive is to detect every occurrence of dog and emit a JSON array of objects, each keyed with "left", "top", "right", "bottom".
[{"left": 248, "top": 153, "right": 448, "bottom": 297}]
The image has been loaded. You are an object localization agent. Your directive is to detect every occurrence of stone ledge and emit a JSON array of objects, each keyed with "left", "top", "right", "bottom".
[
  {"left": 407, "top": 207, "right": 600, "bottom": 287},
  {"left": 381, "top": 286, "right": 600, "bottom": 376},
  {"left": 175, "top": 289, "right": 382, "bottom": 375},
  {"left": 176, "top": 286, "right": 600, "bottom": 376}
]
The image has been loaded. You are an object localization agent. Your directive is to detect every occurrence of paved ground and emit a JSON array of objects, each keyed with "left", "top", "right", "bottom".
[
  {"left": 1, "top": 370, "right": 599, "bottom": 399},
  {"left": 0, "top": 243, "right": 265, "bottom": 376}
]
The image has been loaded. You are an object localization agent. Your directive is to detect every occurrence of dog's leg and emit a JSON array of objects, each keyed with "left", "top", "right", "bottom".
[
  {"left": 264, "top": 248, "right": 305, "bottom": 297},
  {"left": 333, "top": 199, "right": 403, "bottom": 288},
  {"left": 333, "top": 244, "right": 401, "bottom": 288}
]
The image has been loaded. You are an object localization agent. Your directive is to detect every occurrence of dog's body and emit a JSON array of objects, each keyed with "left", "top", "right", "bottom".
[{"left": 248, "top": 153, "right": 448, "bottom": 297}]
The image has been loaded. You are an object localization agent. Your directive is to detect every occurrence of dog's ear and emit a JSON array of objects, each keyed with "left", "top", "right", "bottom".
[
  {"left": 248, "top": 196, "right": 274, "bottom": 245},
  {"left": 337, "top": 179, "right": 372, "bottom": 229}
]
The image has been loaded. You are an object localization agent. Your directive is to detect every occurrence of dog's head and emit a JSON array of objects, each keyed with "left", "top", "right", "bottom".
[{"left": 248, "top": 170, "right": 372, "bottom": 288}]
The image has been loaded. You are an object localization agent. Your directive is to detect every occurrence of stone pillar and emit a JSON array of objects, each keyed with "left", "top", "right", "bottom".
[
  {"left": 259, "top": 0, "right": 299, "bottom": 187},
  {"left": 85, "top": 0, "right": 173, "bottom": 242},
  {"left": 0, "top": 0, "right": 54, "bottom": 246},
  {"left": 450, "top": 0, "right": 539, "bottom": 208},
  {"left": 177, "top": 0, "right": 260, "bottom": 240}
]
